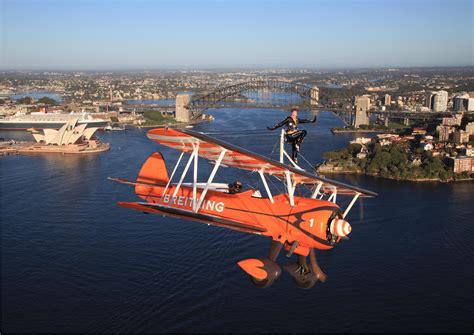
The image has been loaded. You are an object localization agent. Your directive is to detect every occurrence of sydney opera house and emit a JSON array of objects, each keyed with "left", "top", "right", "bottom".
[
  {"left": 32, "top": 119, "right": 98, "bottom": 145},
  {"left": 18, "top": 118, "right": 110, "bottom": 154}
]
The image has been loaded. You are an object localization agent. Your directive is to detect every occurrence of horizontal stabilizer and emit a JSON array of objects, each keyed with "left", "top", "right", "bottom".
[{"left": 108, "top": 177, "right": 166, "bottom": 188}]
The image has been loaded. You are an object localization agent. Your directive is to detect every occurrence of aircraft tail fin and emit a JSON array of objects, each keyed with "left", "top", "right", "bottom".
[{"left": 137, "top": 151, "right": 169, "bottom": 184}]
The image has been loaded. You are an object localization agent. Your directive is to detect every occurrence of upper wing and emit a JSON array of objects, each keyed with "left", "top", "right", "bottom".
[{"left": 147, "top": 128, "right": 377, "bottom": 197}]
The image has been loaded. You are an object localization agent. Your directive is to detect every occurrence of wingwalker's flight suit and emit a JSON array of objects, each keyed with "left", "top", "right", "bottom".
[{"left": 267, "top": 114, "right": 316, "bottom": 163}]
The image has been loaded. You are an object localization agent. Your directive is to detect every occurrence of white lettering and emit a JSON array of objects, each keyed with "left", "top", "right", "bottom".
[
  {"left": 215, "top": 202, "right": 225, "bottom": 212},
  {"left": 161, "top": 194, "right": 226, "bottom": 213},
  {"left": 206, "top": 200, "right": 215, "bottom": 211}
]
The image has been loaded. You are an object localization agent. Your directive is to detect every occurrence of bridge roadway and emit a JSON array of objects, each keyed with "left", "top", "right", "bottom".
[{"left": 122, "top": 103, "right": 456, "bottom": 120}]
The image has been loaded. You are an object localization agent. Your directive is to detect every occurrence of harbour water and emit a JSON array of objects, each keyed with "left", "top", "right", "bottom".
[
  {"left": 10, "top": 91, "right": 63, "bottom": 102},
  {"left": 1, "top": 109, "right": 473, "bottom": 332}
]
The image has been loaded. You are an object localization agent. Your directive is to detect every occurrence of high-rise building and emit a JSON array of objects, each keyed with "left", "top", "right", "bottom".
[
  {"left": 437, "top": 125, "right": 451, "bottom": 142},
  {"left": 448, "top": 156, "right": 473, "bottom": 173},
  {"left": 425, "top": 93, "right": 433, "bottom": 109},
  {"left": 396, "top": 96, "right": 404, "bottom": 107},
  {"left": 432, "top": 90, "right": 448, "bottom": 112},
  {"left": 467, "top": 92, "right": 474, "bottom": 111},
  {"left": 354, "top": 95, "right": 370, "bottom": 128},
  {"left": 384, "top": 94, "right": 391, "bottom": 106},
  {"left": 453, "top": 93, "right": 469, "bottom": 111},
  {"left": 453, "top": 130, "right": 470, "bottom": 144}
]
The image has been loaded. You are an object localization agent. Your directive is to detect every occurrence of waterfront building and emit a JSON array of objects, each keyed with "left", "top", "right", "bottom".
[
  {"left": 350, "top": 137, "right": 372, "bottom": 145},
  {"left": 437, "top": 125, "right": 452, "bottom": 142},
  {"left": 384, "top": 94, "right": 391, "bottom": 106},
  {"left": 354, "top": 95, "right": 370, "bottom": 128},
  {"left": 453, "top": 130, "right": 470, "bottom": 144},
  {"left": 442, "top": 114, "right": 463, "bottom": 126},
  {"left": 465, "top": 122, "right": 474, "bottom": 136},
  {"left": 448, "top": 156, "right": 474, "bottom": 173},
  {"left": 416, "top": 105, "right": 431, "bottom": 112},
  {"left": 432, "top": 90, "right": 448, "bottom": 112},
  {"left": 412, "top": 128, "right": 427, "bottom": 136},
  {"left": 32, "top": 118, "right": 98, "bottom": 145},
  {"left": 462, "top": 147, "right": 474, "bottom": 156}
]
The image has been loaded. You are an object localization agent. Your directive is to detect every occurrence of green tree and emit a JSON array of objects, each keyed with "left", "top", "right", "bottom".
[
  {"left": 16, "top": 96, "right": 33, "bottom": 104},
  {"left": 348, "top": 143, "right": 362, "bottom": 156},
  {"left": 37, "top": 97, "right": 58, "bottom": 105},
  {"left": 323, "top": 151, "right": 341, "bottom": 161}
]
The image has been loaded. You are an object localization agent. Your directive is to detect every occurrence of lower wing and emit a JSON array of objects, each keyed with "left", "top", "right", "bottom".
[{"left": 118, "top": 201, "right": 267, "bottom": 235}]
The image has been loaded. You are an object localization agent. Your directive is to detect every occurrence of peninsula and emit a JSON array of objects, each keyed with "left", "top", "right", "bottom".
[{"left": 318, "top": 114, "right": 474, "bottom": 182}]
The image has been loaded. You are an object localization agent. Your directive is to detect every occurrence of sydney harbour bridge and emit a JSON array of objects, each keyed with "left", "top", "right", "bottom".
[{"left": 124, "top": 79, "right": 454, "bottom": 126}]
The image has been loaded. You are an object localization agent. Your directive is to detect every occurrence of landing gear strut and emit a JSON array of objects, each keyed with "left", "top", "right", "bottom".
[{"left": 284, "top": 248, "right": 327, "bottom": 289}]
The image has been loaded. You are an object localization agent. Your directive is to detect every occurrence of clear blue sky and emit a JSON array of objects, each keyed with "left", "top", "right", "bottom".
[{"left": 1, "top": 0, "right": 472, "bottom": 69}]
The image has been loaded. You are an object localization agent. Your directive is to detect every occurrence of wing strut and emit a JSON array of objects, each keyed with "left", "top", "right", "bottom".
[
  {"left": 192, "top": 143, "right": 199, "bottom": 211},
  {"left": 172, "top": 147, "right": 198, "bottom": 199},
  {"left": 195, "top": 149, "right": 227, "bottom": 213},
  {"left": 162, "top": 151, "right": 184, "bottom": 198},
  {"left": 343, "top": 192, "right": 360, "bottom": 218},
  {"left": 327, "top": 186, "right": 337, "bottom": 203},
  {"left": 258, "top": 169, "right": 274, "bottom": 203},
  {"left": 311, "top": 181, "right": 323, "bottom": 199},
  {"left": 284, "top": 171, "right": 295, "bottom": 206}
]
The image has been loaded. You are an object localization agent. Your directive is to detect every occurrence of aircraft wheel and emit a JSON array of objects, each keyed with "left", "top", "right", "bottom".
[
  {"left": 294, "top": 275, "right": 317, "bottom": 289},
  {"left": 251, "top": 276, "right": 275, "bottom": 288}
]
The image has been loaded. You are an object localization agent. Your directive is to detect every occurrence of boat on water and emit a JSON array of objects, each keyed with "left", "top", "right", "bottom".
[
  {"left": 104, "top": 123, "right": 125, "bottom": 131},
  {"left": 0, "top": 111, "right": 109, "bottom": 130}
]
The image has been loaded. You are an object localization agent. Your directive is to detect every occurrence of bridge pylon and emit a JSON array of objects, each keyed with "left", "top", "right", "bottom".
[
  {"left": 176, "top": 94, "right": 191, "bottom": 122},
  {"left": 311, "top": 86, "right": 319, "bottom": 106}
]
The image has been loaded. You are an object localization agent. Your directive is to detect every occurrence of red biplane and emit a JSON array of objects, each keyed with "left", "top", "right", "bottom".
[{"left": 110, "top": 128, "right": 377, "bottom": 288}]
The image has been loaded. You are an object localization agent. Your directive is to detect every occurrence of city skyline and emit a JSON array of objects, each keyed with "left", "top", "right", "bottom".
[{"left": 1, "top": 0, "right": 473, "bottom": 70}]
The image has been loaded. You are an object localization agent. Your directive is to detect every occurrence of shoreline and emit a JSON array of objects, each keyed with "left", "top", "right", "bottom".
[
  {"left": 331, "top": 128, "right": 406, "bottom": 134},
  {"left": 317, "top": 165, "right": 474, "bottom": 183},
  {"left": 0, "top": 141, "right": 110, "bottom": 155}
]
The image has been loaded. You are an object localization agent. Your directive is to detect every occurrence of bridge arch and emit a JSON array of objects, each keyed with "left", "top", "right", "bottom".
[{"left": 175, "top": 80, "right": 319, "bottom": 122}]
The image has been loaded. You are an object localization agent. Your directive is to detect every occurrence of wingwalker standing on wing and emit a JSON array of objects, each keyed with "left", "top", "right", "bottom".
[
  {"left": 267, "top": 108, "right": 316, "bottom": 163},
  {"left": 110, "top": 128, "right": 377, "bottom": 289}
]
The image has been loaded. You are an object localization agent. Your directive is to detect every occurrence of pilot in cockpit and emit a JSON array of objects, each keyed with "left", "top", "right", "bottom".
[{"left": 228, "top": 180, "right": 243, "bottom": 194}]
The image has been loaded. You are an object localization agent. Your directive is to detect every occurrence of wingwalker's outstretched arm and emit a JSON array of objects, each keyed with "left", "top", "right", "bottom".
[{"left": 267, "top": 116, "right": 290, "bottom": 131}]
